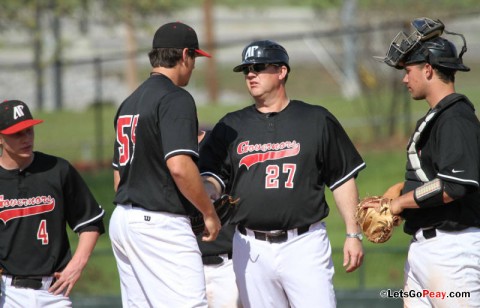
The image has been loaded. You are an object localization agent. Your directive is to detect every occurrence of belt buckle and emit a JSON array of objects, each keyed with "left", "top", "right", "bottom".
[{"left": 265, "top": 230, "right": 288, "bottom": 243}]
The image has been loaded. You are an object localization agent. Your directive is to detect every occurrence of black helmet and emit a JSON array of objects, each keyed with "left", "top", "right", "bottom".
[
  {"left": 233, "top": 40, "right": 290, "bottom": 72},
  {"left": 402, "top": 36, "right": 470, "bottom": 71}
]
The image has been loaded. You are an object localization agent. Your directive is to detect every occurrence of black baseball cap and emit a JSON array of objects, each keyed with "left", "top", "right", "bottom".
[
  {"left": 0, "top": 100, "right": 43, "bottom": 135},
  {"left": 152, "top": 22, "right": 211, "bottom": 58}
]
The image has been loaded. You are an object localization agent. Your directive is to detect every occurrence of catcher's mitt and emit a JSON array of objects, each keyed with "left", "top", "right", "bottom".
[
  {"left": 355, "top": 197, "right": 402, "bottom": 243},
  {"left": 191, "top": 194, "right": 239, "bottom": 235}
]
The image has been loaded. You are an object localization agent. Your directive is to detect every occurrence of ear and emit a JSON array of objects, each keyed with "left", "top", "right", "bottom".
[
  {"left": 182, "top": 48, "right": 189, "bottom": 63},
  {"left": 424, "top": 63, "right": 434, "bottom": 78},
  {"left": 278, "top": 65, "right": 288, "bottom": 80}
]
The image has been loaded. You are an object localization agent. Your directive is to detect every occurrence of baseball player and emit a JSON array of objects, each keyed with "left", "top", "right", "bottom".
[
  {"left": 0, "top": 99, "right": 105, "bottom": 307},
  {"left": 375, "top": 17, "right": 480, "bottom": 307},
  {"left": 109, "top": 22, "right": 221, "bottom": 308},
  {"left": 197, "top": 130, "right": 241, "bottom": 308},
  {"left": 199, "top": 40, "right": 365, "bottom": 308}
]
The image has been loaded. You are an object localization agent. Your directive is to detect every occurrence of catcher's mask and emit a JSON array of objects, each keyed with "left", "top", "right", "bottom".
[
  {"left": 233, "top": 40, "right": 290, "bottom": 73},
  {"left": 375, "top": 17, "right": 470, "bottom": 72}
]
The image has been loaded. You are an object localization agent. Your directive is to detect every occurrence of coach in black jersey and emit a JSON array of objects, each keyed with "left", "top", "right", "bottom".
[
  {"left": 199, "top": 40, "right": 365, "bottom": 307},
  {"left": 110, "top": 22, "right": 221, "bottom": 307},
  {"left": 0, "top": 100, "right": 105, "bottom": 307},
  {"left": 375, "top": 18, "right": 480, "bottom": 307}
]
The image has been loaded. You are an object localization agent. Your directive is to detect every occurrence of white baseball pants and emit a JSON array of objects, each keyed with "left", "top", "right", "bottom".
[
  {"left": 109, "top": 204, "right": 207, "bottom": 308},
  {"left": 204, "top": 256, "right": 242, "bottom": 308},
  {"left": 0, "top": 275, "right": 70, "bottom": 308},
  {"left": 232, "top": 221, "right": 335, "bottom": 308},
  {"left": 404, "top": 227, "right": 480, "bottom": 308}
]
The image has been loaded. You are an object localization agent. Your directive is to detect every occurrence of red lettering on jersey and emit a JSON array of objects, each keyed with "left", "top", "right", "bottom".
[
  {"left": 237, "top": 140, "right": 298, "bottom": 154},
  {"left": 0, "top": 195, "right": 55, "bottom": 223},
  {"left": 239, "top": 143, "right": 300, "bottom": 169}
]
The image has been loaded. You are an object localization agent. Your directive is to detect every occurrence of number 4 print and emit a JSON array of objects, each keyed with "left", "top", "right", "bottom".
[
  {"left": 117, "top": 114, "right": 139, "bottom": 166},
  {"left": 37, "top": 219, "right": 49, "bottom": 245},
  {"left": 265, "top": 164, "right": 296, "bottom": 189}
]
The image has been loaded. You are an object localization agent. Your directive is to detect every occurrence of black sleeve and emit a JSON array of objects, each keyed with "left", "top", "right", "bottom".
[
  {"left": 322, "top": 114, "right": 365, "bottom": 190},
  {"left": 64, "top": 162, "right": 105, "bottom": 233},
  {"left": 160, "top": 91, "right": 199, "bottom": 160},
  {"left": 444, "top": 180, "right": 477, "bottom": 200},
  {"left": 435, "top": 115, "right": 480, "bottom": 188},
  {"left": 198, "top": 121, "right": 232, "bottom": 191},
  {"left": 77, "top": 220, "right": 105, "bottom": 234}
]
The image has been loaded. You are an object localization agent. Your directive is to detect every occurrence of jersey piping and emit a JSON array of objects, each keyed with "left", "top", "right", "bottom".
[
  {"left": 72, "top": 210, "right": 105, "bottom": 232},
  {"left": 330, "top": 162, "right": 366, "bottom": 189},
  {"left": 165, "top": 149, "right": 199, "bottom": 160}
]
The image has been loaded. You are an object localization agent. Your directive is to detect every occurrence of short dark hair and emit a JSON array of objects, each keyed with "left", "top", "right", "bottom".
[
  {"left": 148, "top": 48, "right": 195, "bottom": 68},
  {"left": 435, "top": 67, "right": 456, "bottom": 83},
  {"left": 416, "top": 63, "right": 455, "bottom": 84}
]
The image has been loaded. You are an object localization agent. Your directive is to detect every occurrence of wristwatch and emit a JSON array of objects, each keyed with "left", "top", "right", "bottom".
[{"left": 346, "top": 233, "right": 363, "bottom": 241}]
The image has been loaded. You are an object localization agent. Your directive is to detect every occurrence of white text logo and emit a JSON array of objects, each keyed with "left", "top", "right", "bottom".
[
  {"left": 244, "top": 46, "right": 258, "bottom": 60},
  {"left": 13, "top": 105, "right": 25, "bottom": 119}
]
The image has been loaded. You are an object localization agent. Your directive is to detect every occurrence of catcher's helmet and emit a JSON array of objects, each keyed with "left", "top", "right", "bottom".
[
  {"left": 402, "top": 36, "right": 470, "bottom": 71},
  {"left": 233, "top": 40, "right": 290, "bottom": 72}
]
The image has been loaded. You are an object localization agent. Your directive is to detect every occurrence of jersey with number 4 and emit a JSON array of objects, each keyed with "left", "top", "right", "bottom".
[
  {"left": 199, "top": 100, "right": 365, "bottom": 231},
  {"left": 0, "top": 152, "right": 105, "bottom": 276}
]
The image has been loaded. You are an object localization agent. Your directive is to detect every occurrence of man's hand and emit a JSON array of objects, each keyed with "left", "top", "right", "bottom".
[
  {"left": 48, "top": 231, "right": 99, "bottom": 296},
  {"left": 49, "top": 263, "right": 83, "bottom": 296},
  {"left": 201, "top": 213, "right": 221, "bottom": 241},
  {"left": 343, "top": 238, "right": 364, "bottom": 273}
]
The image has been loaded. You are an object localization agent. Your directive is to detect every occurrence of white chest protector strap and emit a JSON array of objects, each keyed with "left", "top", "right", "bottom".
[
  {"left": 407, "top": 110, "right": 446, "bottom": 207},
  {"left": 407, "top": 111, "right": 437, "bottom": 182}
]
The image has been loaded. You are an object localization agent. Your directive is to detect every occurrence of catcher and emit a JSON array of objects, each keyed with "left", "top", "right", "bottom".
[
  {"left": 356, "top": 182, "right": 404, "bottom": 243},
  {"left": 371, "top": 17, "right": 480, "bottom": 308}
]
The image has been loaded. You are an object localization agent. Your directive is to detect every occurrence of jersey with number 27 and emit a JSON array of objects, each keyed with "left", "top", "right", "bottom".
[{"left": 199, "top": 100, "right": 365, "bottom": 231}]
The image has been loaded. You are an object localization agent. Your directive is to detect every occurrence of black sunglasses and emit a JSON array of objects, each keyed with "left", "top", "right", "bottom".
[{"left": 242, "top": 63, "right": 280, "bottom": 75}]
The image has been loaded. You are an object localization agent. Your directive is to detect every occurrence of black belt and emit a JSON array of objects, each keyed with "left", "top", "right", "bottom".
[
  {"left": 202, "top": 253, "right": 232, "bottom": 265},
  {"left": 423, "top": 228, "right": 437, "bottom": 239},
  {"left": 238, "top": 224, "right": 310, "bottom": 243},
  {"left": 9, "top": 276, "right": 55, "bottom": 290},
  {"left": 414, "top": 228, "right": 437, "bottom": 241}
]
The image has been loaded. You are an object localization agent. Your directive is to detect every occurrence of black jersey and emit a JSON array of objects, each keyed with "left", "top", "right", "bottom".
[
  {"left": 199, "top": 100, "right": 365, "bottom": 231},
  {"left": 112, "top": 74, "right": 199, "bottom": 214},
  {"left": 197, "top": 130, "right": 234, "bottom": 256},
  {"left": 402, "top": 94, "right": 480, "bottom": 234},
  {"left": 0, "top": 152, "right": 105, "bottom": 276},
  {"left": 197, "top": 224, "right": 235, "bottom": 256}
]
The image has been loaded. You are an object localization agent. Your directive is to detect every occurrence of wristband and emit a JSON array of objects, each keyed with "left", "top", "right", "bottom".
[{"left": 414, "top": 178, "right": 444, "bottom": 208}]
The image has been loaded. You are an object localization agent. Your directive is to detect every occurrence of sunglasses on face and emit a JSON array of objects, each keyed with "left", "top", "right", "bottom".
[{"left": 242, "top": 63, "right": 280, "bottom": 75}]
